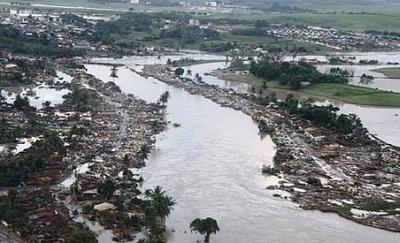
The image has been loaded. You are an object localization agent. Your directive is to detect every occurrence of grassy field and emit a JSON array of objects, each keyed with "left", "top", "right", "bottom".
[
  {"left": 302, "top": 83, "right": 400, "bottom": 107},
  {"left": 211, "top": 12, "right": 400, "bottom": 31},
  {"left": 373, "top": 67, "right": 400, "bottom": 79},
  {"left": 4, "top": 0, "right": 400, "bottom": 31},
  {"left": 219, "top": 73, "right": 400, "bottom": 107}
]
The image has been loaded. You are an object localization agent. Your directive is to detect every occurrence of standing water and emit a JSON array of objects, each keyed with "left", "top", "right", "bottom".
[{"left": 85, "top": 55, "right": 400, "bottom": 243}]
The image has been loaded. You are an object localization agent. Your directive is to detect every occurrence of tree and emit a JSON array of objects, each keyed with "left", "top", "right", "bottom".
[
  {"left": 110, "top": 65, "right": 118, "bottom": 78},
  {"left": 359, "top": 73, "right": 374, "bottom": 85},
  {"left": 158, "top": 91, "right": 170, "bottom": 105},
  {"left": 43, "top": 101, "right": 52, "bottom": 113},
  {"left": 8, "top": 188, "right": 17, "bottom": 208},
  {"left": 13, "top": 94, "right": 31, "bottom": 111},
  {"left": 35, "top": 131, "right": 64, "bottom": 154},
  {"left": 97, "top": 180, "right": 115, "bottom": 200},
  {"left": 175, "top": 67, "right": 185, "bottom": 76},
  {"left": 190, "top": 217, "right": 220, "bottom": 242},
  {"left": 144, "top": 186, "right": 175, "bottom": 225},
  {"left": 137, "top": 144, "right": 150, "bottom": 160},
  {"left": 66, "top": 228, "right": 98, "bottom": 243}
]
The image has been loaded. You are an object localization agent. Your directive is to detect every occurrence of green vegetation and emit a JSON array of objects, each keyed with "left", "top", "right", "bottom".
[
  {"left": 66, "top": 228, "right": 98, "bottom": 243},
  {"left": 0, "top": 24, "right": 85, "bottom": 57},
  {"left": 175, "top": 67, "right": 185, "bottom": 76},
  {"left": 282, "top": 94, "right": 363, "bottom": 134},
  {"left": 223, "top": 33, "right": 330, "bottom": 52},
  {"left": 373, "top": 67, "right": 400, "bottom": 79},
  {"left": 91, "top": 12, "right": 220, "bottom": 49},
  {"left": 0, "top": 192, "right": 31, "bottom": 236},
  {"left": 190, "top": 217, "right": 220, "bottom": 242},
  {"left": 168, "top": 58, "right": 221, "bottom": 67},
  {"left": 303, "top": 83, "right": 400, "bottom": 107},
  {"left": 158, "top": 91, "right": 170, "bottom": 105},
  {"left": 13, "top": 95, "right": 33, "bottom": 111},
  {"left": 241, "top": 73, "right": 400, "bottom": 107},
  {"left": 144, "top": 186, "right": 175, "bottom": 242},
  {"left": 0, "top": 131, "right": 64, "bottom": 187},
  {"left": 250, "top": 60, "right": 348, "bottom": 90},
  {"left": 97, "top": 179, "right": 116, "bottom": 199},
  {"left": 90, "top": 12, "right": 329, "bottom": 53}
]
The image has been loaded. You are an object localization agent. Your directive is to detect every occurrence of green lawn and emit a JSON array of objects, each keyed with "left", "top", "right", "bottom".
[
  {"left": 373, "top": 67, "right": 400, "bottom": 79},
  {"left": 302, "top": 83, "right": 400, "bottom": 107},
  {"left": 211, "top": 12, "right": 400, "bottom": 32}
]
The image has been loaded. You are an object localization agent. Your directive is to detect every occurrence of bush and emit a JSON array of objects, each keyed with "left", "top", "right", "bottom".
[{"left": 66, "top": 228, "right": 98, "bottom": 243}]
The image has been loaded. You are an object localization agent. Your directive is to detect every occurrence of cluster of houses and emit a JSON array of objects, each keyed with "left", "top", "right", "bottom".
[
  {"left": 267, "top": 25, "right": 400, "bottom": 50},
  {"left": 0, "top": 8, "right": 111, "bottom": 52}
]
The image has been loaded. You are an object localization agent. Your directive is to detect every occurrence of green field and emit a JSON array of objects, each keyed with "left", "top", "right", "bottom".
[
  {"left": 219, "top": 73, "right": 400, "bottom": 107},
  {"left": 302, "top": 83, "right": 400, "bottom": 107},
  {"left": 373, "top": 67, "right": 400, "bottom": 79},
  {"left": 211, "top": 12, "right": 400, "bottom": 31}
]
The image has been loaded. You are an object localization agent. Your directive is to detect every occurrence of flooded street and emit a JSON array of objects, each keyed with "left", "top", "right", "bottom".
[{"left": 86, "top": 54, "right": 400, "bottom": 242}]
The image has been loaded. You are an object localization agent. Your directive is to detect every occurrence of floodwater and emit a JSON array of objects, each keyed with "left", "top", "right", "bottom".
[
  {"left": 285, "top": 52, "right": 400, "bottom": 92},
  {"left": 0, "top": 71, "right": 72, "bottom": 109},
  {"left": 165, "top": 60, "right": 400, "bottom": 146},
  {"left": 86, "top": 53, "right": 400, "bottom": 243}
]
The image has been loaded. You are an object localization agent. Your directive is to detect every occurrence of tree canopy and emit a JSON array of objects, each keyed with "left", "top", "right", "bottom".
[{"left": 190, "top": 217, "right": 220, "bottom": 242}]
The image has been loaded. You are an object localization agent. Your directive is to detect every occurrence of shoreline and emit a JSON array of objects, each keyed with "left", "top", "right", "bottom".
[
  {"left": 211, "top": 70, "right": 400, "bottom": 108},
  {"left": 138, "top": 63, "right": 400, "bottom": 233}
]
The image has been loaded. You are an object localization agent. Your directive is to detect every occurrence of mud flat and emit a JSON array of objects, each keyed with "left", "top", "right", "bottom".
[{"left": 140, "top": 64, "right": 400, "bottom": 233}]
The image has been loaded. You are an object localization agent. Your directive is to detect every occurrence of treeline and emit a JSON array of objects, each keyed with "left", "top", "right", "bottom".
[
  {"left": 0, "top": 24, "right": 85, "bottom": 57},
  {"left": 91, "top": 12, "right": 220, "bottom": 46},
  {"left": 199, "top": 41, "right": 238, "bottom": 53},
  {"left": 282, "top": 95, "right": 363, "bottom": 134},
  {"left": 249, "top": 60, "right": 349, "bottom": 90},
  {"left": 1, "top": 59, "right": 56, "bottom": 86},
  {"left": 365, "top": 30, "right": 400, "bottom": 38}
]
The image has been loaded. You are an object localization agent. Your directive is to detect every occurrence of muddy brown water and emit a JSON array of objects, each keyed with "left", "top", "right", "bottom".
[{"left": 85, "top": 54, "right": 400, "bottom": 242}]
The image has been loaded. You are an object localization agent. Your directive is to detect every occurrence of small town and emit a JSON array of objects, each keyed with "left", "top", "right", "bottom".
[{"left": 1, "top": 0, "right": 400, "bottom": 243}]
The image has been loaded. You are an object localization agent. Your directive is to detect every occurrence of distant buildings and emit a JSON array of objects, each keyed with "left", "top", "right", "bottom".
[{"left": 205, "top": 0, "right": 224, "bottom": 7}]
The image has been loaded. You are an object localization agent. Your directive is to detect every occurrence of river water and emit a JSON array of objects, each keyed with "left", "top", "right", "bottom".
[{"left": 86, "top": 53, "right": 400, "bottom": 242}]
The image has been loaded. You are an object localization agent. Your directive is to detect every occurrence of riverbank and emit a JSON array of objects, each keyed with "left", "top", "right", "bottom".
[
  {"left": 211, "top": 71, "right": 400, "bottom": 107},
  {"left": 373, "top": 67, "right": 400, "bottom": 79},
  {"left": 139, "top": 63, "right": 400, "bottom": 233}
]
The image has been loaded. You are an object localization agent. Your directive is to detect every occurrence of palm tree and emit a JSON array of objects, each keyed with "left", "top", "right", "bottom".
[
  {"left": 138, "top": 145, "right": 150, "bottom": 160},
  {"left": 144, "top": 186, "right": 175, "bottom": 225},
  {"left": 190, "top": 217, "right": 220, "bottom": 242},
  {"left": 110, "top": 65, "right": 118, "bottom": 78},
  {"left": 158, "top": 91, "right": 170, "bottom": 105},
  {"left": 97, "top": 180, "right": 115, "bottom": 200}
]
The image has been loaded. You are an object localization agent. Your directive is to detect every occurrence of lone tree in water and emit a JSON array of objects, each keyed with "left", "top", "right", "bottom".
[
  {"left": 110, "top": 65, "right": 118, "bottom": 78},
  {"left": 159, "top": 91, "right": 170, "bottom": 105},
  {"left": 190, "top": 217, "right": 220, "bottom": 242},
  {"left": 359, "top": 73, "right": 374, "bottom": 85},
  {"left": 144, "top": 186, "right": 176, "bottom": 225}
]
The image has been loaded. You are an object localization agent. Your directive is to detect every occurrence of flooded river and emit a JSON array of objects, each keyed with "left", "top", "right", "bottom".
[{"left": 86, "top": 53, "right": 400, "bottom": 242}]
